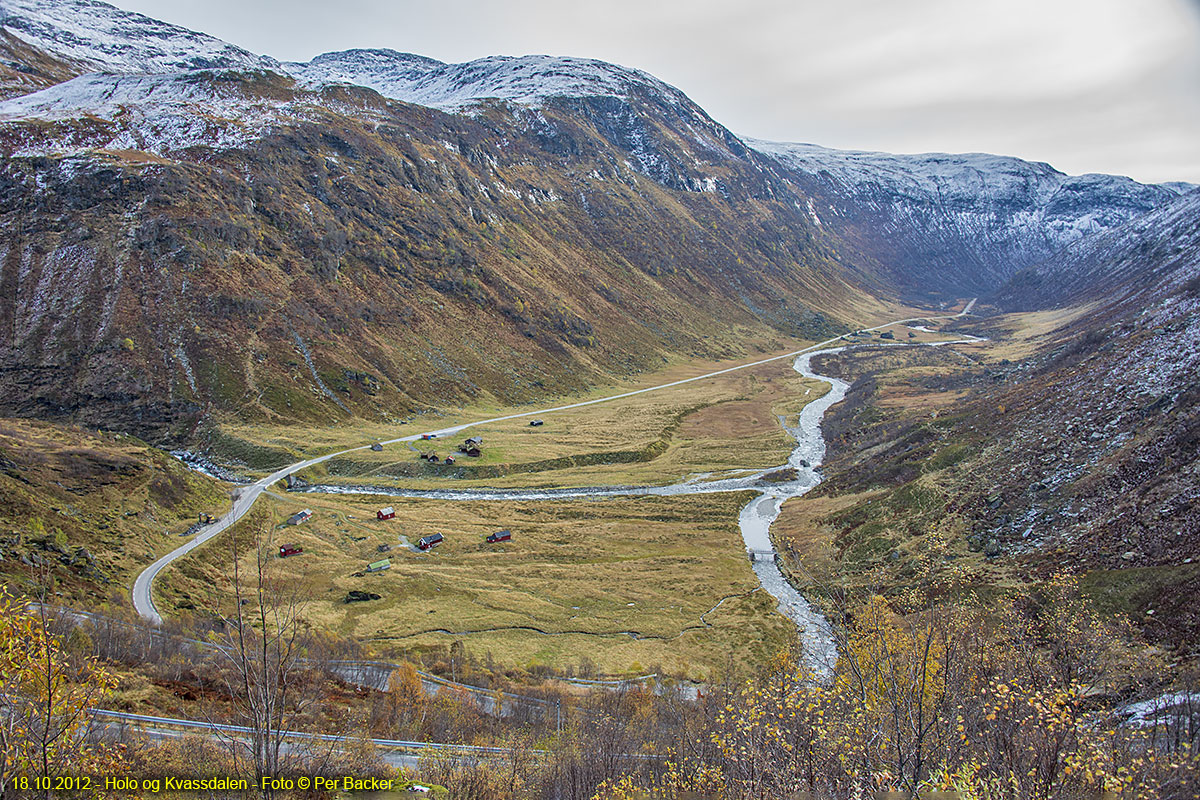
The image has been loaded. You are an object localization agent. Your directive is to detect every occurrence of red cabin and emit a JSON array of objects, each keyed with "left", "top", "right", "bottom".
[
  {"left": 417, "top": 533, "right": 444, "bottom": 550},
  {"left": 279, "top": 545, "right": 303, "bottom": 558},
  {"left": 486, "top": 530, "right": 512, "bottom": 544},
  {"left": 377, "top": 507, "right": 395, "bottom": 520}
]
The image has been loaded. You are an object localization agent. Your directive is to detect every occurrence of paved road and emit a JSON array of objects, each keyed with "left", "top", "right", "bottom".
[
  {"left": 90, "top": 708, "right": 549, "bottom": 769},
  {"left": 133, "top": 302, "right": 977, "bottom": 624}
]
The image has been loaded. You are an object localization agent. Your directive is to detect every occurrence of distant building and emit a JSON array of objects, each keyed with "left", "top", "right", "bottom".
[
  {"left": 366, "top": 558, "right": 391, "bottom": 572},
  {"left": 279, "top": 545, "right": 303, "bottom": 558},
  {"left": 377, "top": 507, "right": 395, "bottom": 520},
  {"left": 417, "top": 533, "right": 444, "bottom": 551},
  {"left": 486, "top": 530, "right": 512, "bottom": 543},
  {"left": 286, "top": 509, "right": 312, "bottom": 526}
]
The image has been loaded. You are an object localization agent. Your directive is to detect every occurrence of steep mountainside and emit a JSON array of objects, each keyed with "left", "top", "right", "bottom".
[
  {"left": 286, "top": 49, "right": 766, "bottom": 195},
  {"left": 750, "top": 139, "right": 1189, "bottom": 301},
  {"left": 0, "top": 0, "right": 276, "bottom": 75},
  {"left": 0, "top": 0, "right": 1192, "bottom": 450},
  {"left": 995, "top": 189, "right": 1200, "bottom": 311},
  {"left": 0, "top": 5, "right": 870, "bottom": 444},
  {"left": 775, "top": 196, "right": 1200, "bottom": 653}
]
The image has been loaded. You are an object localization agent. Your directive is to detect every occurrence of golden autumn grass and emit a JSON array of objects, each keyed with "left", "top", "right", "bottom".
[
  {"left": 214, "top": 309, "right": 945, "bottom": 478},
  {"left": 159, "top": 489, "right": 794, "bottom": 680},
  {"left": 231, "top": 345, "right": 833, "bottom": 491},
  {"left": 0, "top": 418, "right": 228, "bottom": 602},
  {"left": 155, "top": 308, "right": 977, "bottom": 678}
]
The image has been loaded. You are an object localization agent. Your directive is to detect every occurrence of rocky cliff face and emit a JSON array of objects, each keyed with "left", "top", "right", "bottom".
[
  {"left": 995, "top": 189, "right": 1200, "bottom": 312},
  {"left": 750, "top": 140, "right": 1190, "bottom": 301}
]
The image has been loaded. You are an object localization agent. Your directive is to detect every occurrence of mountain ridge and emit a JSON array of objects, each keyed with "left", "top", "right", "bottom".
[
  {"left": 0, "top": 0, "right": 1194, "bottom": 445},
  {"left": 750, "top": 139, "right": 1189, "bottom": 299},
  {"left": 0, "top": 0, "right": 277, "bottom": 75},
  {"left": 285, "top": 49, "right": 692, "bottom": 112}
]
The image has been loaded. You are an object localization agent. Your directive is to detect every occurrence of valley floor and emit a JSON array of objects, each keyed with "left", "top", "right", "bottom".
[{"left": 150, "top": 307, "right": 977, "bottom": 677}]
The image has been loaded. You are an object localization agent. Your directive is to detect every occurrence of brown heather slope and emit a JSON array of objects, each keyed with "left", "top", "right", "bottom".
[
  {"left": 773, "top": 299, "right": 1200, "bottom": 658},
  {"left": 0, "top": 65, "right": 883, "bottom": 446},
  {"left": 775, "top": 190, "right": 1200, "bottom": 658},
  {"left": 0, "top": 417, "right": 227, "bottom": 603}
]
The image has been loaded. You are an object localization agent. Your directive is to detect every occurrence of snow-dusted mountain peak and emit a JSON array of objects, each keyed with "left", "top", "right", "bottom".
[
  {"left": 749, "top": 140, "right": 1194, "bottom": 204},
  {"left": 747, "top": 139, "right": 1186, "bottom": 295},
  {"left": 0, "top": 0, "right": 278, "bottom": 74},
  {"left": 285, "top": 50, "right": 689, "bottom": 111}
]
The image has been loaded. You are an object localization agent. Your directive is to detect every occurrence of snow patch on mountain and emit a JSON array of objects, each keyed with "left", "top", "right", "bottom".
[
  {"left": 285, "top": 49, "right": 687, "bottom": 112},
  {"left": 999, "top": 189, "right": 1200, "bottom": 309},
  {"left": 0, "top": 71, "right": 299, "bottom": 155},
  {"left": 749, "top": 139, "right": 1185, "bottom": 211},
  {"left": 747, "top": 139, "right": 1186, "bottom": 294},
  {"left": 0, "top": 0, "right": 277, "bottom": 74}
]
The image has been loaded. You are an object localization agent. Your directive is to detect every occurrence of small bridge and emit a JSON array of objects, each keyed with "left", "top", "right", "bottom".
[{"left": 747, "top": 548, "right": 779, "bottom": 564}]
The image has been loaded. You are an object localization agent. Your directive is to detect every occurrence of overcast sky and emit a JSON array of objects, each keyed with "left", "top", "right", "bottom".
[{"left": 113, "top": 0, "right": 1200, "bottom": 184}]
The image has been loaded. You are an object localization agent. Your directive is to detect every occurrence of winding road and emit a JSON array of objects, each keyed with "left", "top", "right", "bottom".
[{"left": 133, "top": 301, "right": 978, "bottom": 631}]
